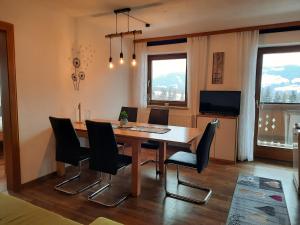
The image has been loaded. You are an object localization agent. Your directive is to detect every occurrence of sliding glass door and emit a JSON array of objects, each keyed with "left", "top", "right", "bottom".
[{"left": 254, "top": 46, "right": 300, "bottom": 161}]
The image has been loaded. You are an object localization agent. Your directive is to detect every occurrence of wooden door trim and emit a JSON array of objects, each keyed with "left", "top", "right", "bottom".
[
  {"left": 0, "top": 21, "right": 21, "bottom": 191},
  {"left": 254, "top": 46, "right": 300, "bottom": 161}
]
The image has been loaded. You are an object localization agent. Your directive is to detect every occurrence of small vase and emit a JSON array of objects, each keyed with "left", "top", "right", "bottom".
[{"left": 120, "top": 118, "right": 128, "bottom": 127}]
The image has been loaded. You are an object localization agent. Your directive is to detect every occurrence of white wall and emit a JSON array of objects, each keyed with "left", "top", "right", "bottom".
[
  {"left": 0, "top": 0, "right": 131, "bottom": 183},
  {"left": 136, "top": 34, "right": 241, "bottom": 128},
  {"left": 66, "top": 19, "right": 131, "bottom": 121},
  {"left": 136, "top": 30, "right": 300, "bottom": 129},
  {"left": 206, "top": 33, "right": 240, "bottom": 91}
]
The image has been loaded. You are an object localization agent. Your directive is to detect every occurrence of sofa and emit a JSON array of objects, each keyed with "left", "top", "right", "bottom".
[{"left": 0, "top": 193, "right": 122, "bottom": 225}]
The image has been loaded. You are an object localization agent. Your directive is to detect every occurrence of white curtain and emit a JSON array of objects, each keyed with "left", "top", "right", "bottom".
[
  {"left": 187, "top": 36, "right": 208, "bottom": 151},
  {"left": 237, "top": 30, "right": 259, "bottom": 161},
  {"left": 187, "top": 36, "right": 208, "bottom": 123},
  {"left": 131, "top": 42, "right": 148, "bottom": 109}
]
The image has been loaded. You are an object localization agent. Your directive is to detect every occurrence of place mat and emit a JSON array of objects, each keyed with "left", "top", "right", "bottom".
[
  {"left": 226, "top": 175, "right": 290, "bottom": 225},
  {"left": 128, "top": 126, "right": 171, "bottom": 134},
  {"left": 112, "top": 124, "right": 170, "bottom": 134}
]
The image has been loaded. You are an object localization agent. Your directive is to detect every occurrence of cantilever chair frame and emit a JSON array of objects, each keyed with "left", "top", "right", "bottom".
[
  {"left": 164, "top": 163, "right": 212, "bottom": 204},
  {"left": 50, "top": 116, "right": 100, "bottom": 195},
  {"left": 55, "top": 158, "right": 101, "bottom": 195},
  {"left": 141, "top": 108, "right": 169, "bottom": 174},
  {"left": 85, "top": 120, "right": 132, "bottom": 207},
  {"left": 87, "top": 169, "right": 130, "bottom": 207},
  {"left": 141, "top": 148, "right": 159, "bottom": 174},
  {"left": 164, "top": 120, "right": 218, "bottom": 204}
]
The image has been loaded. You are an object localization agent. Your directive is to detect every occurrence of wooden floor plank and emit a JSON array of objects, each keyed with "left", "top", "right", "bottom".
[{"left": 5, "top": 148, "right": 300, "bottom": 225}]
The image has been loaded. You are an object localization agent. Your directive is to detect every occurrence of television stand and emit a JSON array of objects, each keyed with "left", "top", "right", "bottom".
[{"left": 196, "top": 114, "right": 238, "bottom": 163}]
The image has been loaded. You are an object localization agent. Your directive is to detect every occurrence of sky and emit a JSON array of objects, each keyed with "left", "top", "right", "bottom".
[
  {"left": 263, "top": 52, "right": 300, "bottom": 67},
  {"left": 262, "top": 52, "right": 300, "bottom": 92},
  {"left": 152, "top": 58, "right": 186, "bottom": 78}
]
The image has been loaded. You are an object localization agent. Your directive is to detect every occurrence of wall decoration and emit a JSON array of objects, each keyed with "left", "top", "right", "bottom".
[
  {"left": 69, "top": 44, "right": 95, "bottom": 91},
  {"left": 212, "top": 52, "right": 225, "bottom": 84}
]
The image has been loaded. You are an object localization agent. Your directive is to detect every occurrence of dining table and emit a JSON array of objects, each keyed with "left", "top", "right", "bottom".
[{"left": 56, "top": 119, "right": 202, "bottom": 197}]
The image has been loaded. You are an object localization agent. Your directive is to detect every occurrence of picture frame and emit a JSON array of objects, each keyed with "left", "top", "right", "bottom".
[{"left": 212, "top": 52, "right": 225, "bottom": 84}]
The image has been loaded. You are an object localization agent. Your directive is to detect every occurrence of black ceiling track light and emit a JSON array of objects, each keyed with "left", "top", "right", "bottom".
[{"left": 106, "top": 7, "right": 150, "bottom": 68}]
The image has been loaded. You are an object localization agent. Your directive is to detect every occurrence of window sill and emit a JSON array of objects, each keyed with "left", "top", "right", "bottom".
[{"left": 147, "top": 105, "right": 189, "bottom": 110}]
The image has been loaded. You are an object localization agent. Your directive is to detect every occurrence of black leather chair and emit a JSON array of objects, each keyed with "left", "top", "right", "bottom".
[
  {"left": 141, "top": 108, "right": 169, "bottom": 174},
  {"left": 118, "top": 106, "right": 138, "bottom": 122},
  {"left": 85, "top": 120, "right": 132, "bottom": 207},
  {"left": 164, "top": 119, "right": 218, "bottom": 204},
  {"left": 49, "top": 116, "right": 99, "bottom": 195}
]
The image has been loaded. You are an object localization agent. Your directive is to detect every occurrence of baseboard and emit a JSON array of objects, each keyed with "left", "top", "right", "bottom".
[
  {"left": 210, "top": 157, "right": 236, "bottom": 164},
  {"left": 21, "top": 172, "right": 57, "bottom": 189},
  {"left": 255, "top": 148, "right": 293, "bottom": 162}
]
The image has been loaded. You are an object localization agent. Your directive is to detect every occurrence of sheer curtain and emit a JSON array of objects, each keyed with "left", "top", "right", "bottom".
[
  {"left": 131, "top": 42, "right": 147, "bottom": 109},
  {"left": 236, "top": 30, "right": 259, "bottom": 161},
  {"left": 187, "top": 36, "right": 208, "bottom": 151},
  {"left": 187, "top": 36, "right": 208, "bottom": 122}
]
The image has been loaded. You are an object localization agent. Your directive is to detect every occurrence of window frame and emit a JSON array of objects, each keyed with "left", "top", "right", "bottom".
[
  {"left": 256, "top": 45, "right": 300, "bottom": 105},
  {"left": 147, "top": 53, "right": 188, "bottom": 107}
]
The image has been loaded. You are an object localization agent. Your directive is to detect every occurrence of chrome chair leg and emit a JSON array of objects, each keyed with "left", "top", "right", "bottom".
[
  {"left": 117, "top": 144, "right": 126, "bottom": 154},
  {"left": 141, "top": 150, "right": 159, "bottom": 174},
  {"left": 164, "top": 164, "right": 212, "bottom": 204},
  {"left": 88, "top": 174, "right": 130, "bottom": 207},
  {"left": 55, "top": 160, "right": 100, "bottom": 195}
]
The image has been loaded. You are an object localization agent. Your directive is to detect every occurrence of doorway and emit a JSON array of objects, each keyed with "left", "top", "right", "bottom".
[
  {"left": 254, "top": 46, "right": 300, "bottom": 161},
  {"left": 0, "top": 21, "right": 21, "bottom": 191}
]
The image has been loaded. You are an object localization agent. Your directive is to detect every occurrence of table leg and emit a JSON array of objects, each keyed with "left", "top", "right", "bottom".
[
  {"left": 131, "top": 140, "right": 141, "bottom": 197},
  {"left": 56, "top": 162, "right": 65, "bottom": 176},
  {"left": 159, "top": 142, "right": 167, "bottom": 175}
]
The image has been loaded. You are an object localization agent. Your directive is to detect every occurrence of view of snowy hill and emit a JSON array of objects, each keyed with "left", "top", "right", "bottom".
[{"left": 260, "top": 53, "right": 300, "bottom": 103}]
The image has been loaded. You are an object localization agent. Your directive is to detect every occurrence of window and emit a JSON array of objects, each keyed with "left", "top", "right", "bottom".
[
  {"left": 260, "top": 49, "right": 300, "bottom": 104},
  {"left": 255, "top": 46, "right": 300, "bottom": 152},
  {"left": 147, "top": 53, "right": 187, "bottom": 107}
]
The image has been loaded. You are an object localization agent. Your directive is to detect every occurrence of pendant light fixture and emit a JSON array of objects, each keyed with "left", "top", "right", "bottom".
[
  {"left": 108, "top": 37, "right": 114, "bottom": 69},
  {"left": 105, "top": 8, "right": 150, "bottom": 68},
  {"left": 119, "top": 34, "right": 124, "bottom": 64},
  {"left": 131, "top": 31, "right": 137, "bottom": 67}
]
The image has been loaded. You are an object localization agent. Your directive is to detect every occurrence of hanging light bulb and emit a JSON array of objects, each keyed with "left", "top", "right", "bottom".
[
  {"left": 120, "top": 52, "right": 124, "bottom": 64},
  {"left": 131, "top": 54, "right": 136, "bottom": 66},
  {"left": 108, "top": 37, "right": 113, "bottom": 69},
  {"left": 119, "top": 34, "right": 124, "bottom": 64},
  {"left": 109, "top": 57, "right": 114, "bottom": 69},
  {"left": 131, "top": 31, "right": 137, "bottom": 66}
]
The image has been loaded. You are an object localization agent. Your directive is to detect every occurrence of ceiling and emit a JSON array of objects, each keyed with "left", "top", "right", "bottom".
[{"left": 42, "top": 0, "right": 300, "bottom": 38}]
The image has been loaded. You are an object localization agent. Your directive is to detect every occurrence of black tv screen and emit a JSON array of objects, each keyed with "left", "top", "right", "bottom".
[{"left": 199, "top": 91, "right": 241, "bottom": 116}]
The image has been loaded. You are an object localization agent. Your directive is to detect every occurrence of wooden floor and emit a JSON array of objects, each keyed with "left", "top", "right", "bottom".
[{"left": 10, "top": 148, "right": 300, "bottom": 225}]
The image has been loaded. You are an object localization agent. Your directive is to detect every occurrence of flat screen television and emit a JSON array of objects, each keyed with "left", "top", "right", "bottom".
[{"left": 199, "top": 91, "right": 241, "bottom": 116}]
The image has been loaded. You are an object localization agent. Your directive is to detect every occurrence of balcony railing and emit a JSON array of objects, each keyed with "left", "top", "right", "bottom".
[{"left": 257, "top": 103, "right": 300, "bottom": 149}]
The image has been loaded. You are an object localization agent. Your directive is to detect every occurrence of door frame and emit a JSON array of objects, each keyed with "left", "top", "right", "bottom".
[
  {"left": 0, "top": 21, "right": 21, "bottom": 191},
  {"left": 254, "top": 45, "right": 300, "bottom": 162}
]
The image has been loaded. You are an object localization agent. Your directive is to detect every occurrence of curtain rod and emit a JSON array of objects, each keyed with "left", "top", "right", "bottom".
[{"left": 134, "top": 21, "right": 300, "bottom": 43}]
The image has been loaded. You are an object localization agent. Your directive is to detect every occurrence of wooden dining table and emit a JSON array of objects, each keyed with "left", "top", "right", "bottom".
[{"left": 56, "top": 119, "right": 202, "bottom": 197}]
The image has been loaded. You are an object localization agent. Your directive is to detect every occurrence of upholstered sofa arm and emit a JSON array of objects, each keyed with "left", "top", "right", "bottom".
[{"left": 89, "top": 217, "right": 123, "bottom": 225}]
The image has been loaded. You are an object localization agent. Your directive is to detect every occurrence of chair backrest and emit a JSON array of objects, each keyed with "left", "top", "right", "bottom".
[
  {"left": 148, "top": 108, "right": 169, "bottom": 125},
  {"left": 49, "top": 116, "right": 81, "bottom": 166},
  {"left": 196, "top": 119, "right": 218, "bottom": 173},
  {"left": 85, "top": 120, "right": 119, "bottom": 175},
  {"left": 118, "top": 106, "right": 138, "bottom": 122}
]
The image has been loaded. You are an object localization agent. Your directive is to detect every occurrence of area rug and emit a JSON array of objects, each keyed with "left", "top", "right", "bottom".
[{"left": 226, "top": 175, "right": 290, "bottom": 225}]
